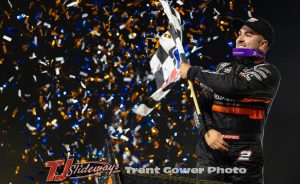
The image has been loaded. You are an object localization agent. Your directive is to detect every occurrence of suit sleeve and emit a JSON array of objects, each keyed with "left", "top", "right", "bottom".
[
  {"left": 193, "top": 87, "right": 214, "bottom": 137},
  {"left": 187, "top": 64, "right": 281, "bottom": 99}
]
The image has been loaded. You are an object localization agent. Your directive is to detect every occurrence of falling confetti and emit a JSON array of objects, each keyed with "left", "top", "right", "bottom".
[{"left": 0, "top": 0, "right": 255, "bottom": 181}]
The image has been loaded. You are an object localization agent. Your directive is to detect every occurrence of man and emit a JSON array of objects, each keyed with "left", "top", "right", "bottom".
[{"left": 180, "top": 17, "right": 280, "bottom": 183}]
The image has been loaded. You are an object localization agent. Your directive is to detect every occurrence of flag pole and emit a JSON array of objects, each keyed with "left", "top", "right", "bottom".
[
  {"left": 186, "top": 59, "right": 201, "bottom": 116},
  {"left": 188, "top": 80, "right": 201, "bottom": 116}
]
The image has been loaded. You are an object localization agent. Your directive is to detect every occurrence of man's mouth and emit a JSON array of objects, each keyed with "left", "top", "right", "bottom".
[{"left": 237, "top": 45, "right": 246, "bottom": 48}]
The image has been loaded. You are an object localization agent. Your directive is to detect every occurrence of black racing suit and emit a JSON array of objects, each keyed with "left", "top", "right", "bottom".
[{"left": 187, "top": 57, "right": 281, "bottom": 184}]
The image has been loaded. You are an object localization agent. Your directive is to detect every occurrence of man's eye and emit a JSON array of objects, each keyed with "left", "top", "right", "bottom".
[{"left": 246, "top": 33, "right": 252, "bottom": 36}]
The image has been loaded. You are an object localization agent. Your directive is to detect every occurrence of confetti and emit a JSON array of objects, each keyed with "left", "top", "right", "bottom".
[
  {"left": 0, "top": 0, "right": 254, "bottom": 178},
  {"left": 67, "top": 2, "right": 79, "bottom": 7},
  {"left": 26, "top": 123, "right": 37, "bottom": 131},
  {"left": 7, "top": 0, "right": 12, "bottom": 8},
  {"left": 3, "top": 35, "right": 12, "bottom": 42}
]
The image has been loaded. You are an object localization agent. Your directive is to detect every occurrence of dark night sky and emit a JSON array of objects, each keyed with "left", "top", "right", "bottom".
[
  {"left": 1, "top": 0, "right": 300, "bottom": 183},
  {"left": 254, "top": 0, "right": 300, "bottom": 183}
]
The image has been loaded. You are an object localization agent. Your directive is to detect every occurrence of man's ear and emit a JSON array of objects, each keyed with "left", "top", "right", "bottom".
[{"left": 259, "top": 39, "right": 269, "bottom": 51}]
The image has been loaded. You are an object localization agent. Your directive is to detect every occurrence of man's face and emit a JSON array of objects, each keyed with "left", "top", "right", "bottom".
[{"left": 236, "top": 25, "right": 266, "bottom": 50}]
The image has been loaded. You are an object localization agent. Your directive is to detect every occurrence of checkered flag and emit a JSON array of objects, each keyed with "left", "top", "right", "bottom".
[{"left": 134, "top": 0, "right": 187, "bottom": 116}]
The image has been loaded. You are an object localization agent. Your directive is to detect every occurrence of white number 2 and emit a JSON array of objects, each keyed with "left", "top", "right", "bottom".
[{"left": 237, "top": 150, "right": 252, "bottom": 161}]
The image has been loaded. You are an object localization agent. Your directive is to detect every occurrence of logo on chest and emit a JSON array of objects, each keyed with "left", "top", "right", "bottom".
[{"left": 214, "top": 94, "right": 236, "bottom": 102}]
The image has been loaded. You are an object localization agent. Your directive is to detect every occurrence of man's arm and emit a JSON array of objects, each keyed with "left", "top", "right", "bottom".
[{"left": 180, "top": 62, "right": 280, "bottom": 99}]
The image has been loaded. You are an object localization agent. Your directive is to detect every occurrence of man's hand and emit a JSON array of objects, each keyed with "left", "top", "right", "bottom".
[
  {"left": 204, "top": 129, "right": 229, "bottom": 151},
  {"left": 180, "top": 63, "right": 191, "bottom": 79}
]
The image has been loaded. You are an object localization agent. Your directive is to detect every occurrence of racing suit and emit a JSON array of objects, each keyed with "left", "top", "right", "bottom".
[{"left": 188, "top": 56, "right": 281, "bottom": 184}]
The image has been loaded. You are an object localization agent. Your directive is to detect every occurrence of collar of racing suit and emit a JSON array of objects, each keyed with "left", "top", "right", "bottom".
[{"left": 233, "top": 56, "right": 265, "bottom": 66}]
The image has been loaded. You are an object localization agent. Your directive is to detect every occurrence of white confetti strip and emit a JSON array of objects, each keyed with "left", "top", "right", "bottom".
[
  {"left": 120, "top": 135, "right": 129, "bottom": 141},
  {"left": 100, "top": 55, "right": 106, "bottom": 62},
  {"left": 38, "top": 60, "right": 47, "bottom": 66},
  {"left": 214, "top": 8, "right": 220, "bottom": 15},
  {"left": 176, "top": 0, "right": 183, "bottom": 5},
  {"left": 18, "top": 89, "right": 21, "bottom": 97},
  {"left": 123, "top": 128, "right": 130, "bottom": 134},
  {"left": 55, "top": 57, "right": 64, "bottom": 63},
  {"left": 34, "top": 36, "right": 37, "bottom": 45},
  {"left": 43, "top": 22, "right": 51, "bottom": 28},
  {"left": 67, "top": 1, "right": 78, "bottom": 7},
  {"left": 191, "top": 46, "right": 203, "bottom": 53},
  {"left": 79, "top": 71, "right": 88, "bottom": 77},
  {"left": 82, "top": 13, "right": 88, "bottom": 18},
  {"left": 7, "top": 0, "right": 12, "bottom": 8},
  {"left": 106, "top": 96, "right": 114, "bottom": 103},
  {"left": 119, "top": 24, "right": 126, "bottom": 30},
  {"left": 131, "top": 155, "right": 140, "bottom": 163},
  {"left": 92, "top": 57, "right": 98, "bottom": 64},
  {"left": 3, "top": 35, "right": 12, "bottom": 42},
  {"left": 8, "top": 76, "right": 14, "bottom": 82},
  {"left": 48, "top": 101, "right": 52, "bottom": 109},
  {"left": 63, "top": 144, "right": 70, "bottom": 151},
  {"left": 55, "top": 68, "right": 60, "bottom": 75},
  {"left": 50, "top": 119, "right": 58, "bottom": 127},
  {"left": 114, "top": 109, "right": 121, "bottom": 115},
  {"left": 91, "top": 30, "right": 101, "bottom": 36},
  {"left": 69, "top": 75, "right": 76, "bottom": 79},
  {"left": 33, "top": 75, "right": 37, "bottom": 82},
  {"left": 43, "top": 103, "right": 48, "bottom": 110},
  {"left": 134, "top": 125, "right": 141, "bottom": 132},
  {"left": 80, "top": 81, "right": 86, "bottom": 89},
  {"left": 248, "top": 10, "right": 253, "bottom": 18},
  {"left": 82, "top": 104, "right": 88, "bottom": 113},
  {"left": 123, "top": 77, "right": 132, "bottom": 82},
  {"left": 26, "top": 123, "right": 37, "bottom": 131}
]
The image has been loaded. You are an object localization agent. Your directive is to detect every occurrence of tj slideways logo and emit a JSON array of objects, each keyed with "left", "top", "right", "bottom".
[{"left": 44, "top": 158, "right": 120, "bottom": 182}]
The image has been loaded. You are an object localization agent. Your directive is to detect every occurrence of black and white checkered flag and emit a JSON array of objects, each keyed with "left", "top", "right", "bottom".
[{"left": 134, "top": 0, "right": 187, "bottom": 116}]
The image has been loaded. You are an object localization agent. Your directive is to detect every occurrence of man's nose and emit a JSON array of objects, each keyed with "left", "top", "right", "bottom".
[{"left": 236, "top": 35, "right": 244, "bottom": 43}]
